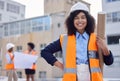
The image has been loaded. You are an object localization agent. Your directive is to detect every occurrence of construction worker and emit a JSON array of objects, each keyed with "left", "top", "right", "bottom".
[
  {"left": 24, "top": 42, "right": 37, "bottom": 81},
  {"left": 5, "top": 43, "right": 18, "bottom": 81},
  {"left": 41, "top": 2, "right": 114, "bottom": 81}
]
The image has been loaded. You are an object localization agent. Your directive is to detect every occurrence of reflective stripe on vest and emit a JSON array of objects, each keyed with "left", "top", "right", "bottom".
[
  {"left": 61, "top": 35, "right": 77, "bottom": 74},
  {"left": 60, "top": 33, "right": 103, "bottom": 81},
  {"left": 91, "top": 67, "right": 101, "bottom": 73},
  {"left": 89, "top": 51, "right": 99, "bottom": 59}
]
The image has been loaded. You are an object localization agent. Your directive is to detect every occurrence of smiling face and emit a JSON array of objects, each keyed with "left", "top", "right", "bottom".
[{"left": 74, "top": 12, "right": 87, "bottom": 34}]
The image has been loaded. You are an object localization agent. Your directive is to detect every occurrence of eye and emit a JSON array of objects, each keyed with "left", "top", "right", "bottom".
[
  {"left": 81, "top": 15, "right": 86, "bottom": 19},
  {"left": 74, "top": 17, "right": 79, "bottom": 20}
]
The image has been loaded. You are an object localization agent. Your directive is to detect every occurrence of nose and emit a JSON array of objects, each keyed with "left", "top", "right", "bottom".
[{"left": 78, "top": 18, "right": 82, "bottom": 22}]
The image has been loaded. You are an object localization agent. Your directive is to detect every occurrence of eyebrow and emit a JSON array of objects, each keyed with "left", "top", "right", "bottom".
[{"left": 76, "top": 14, "right": 86, "bottom": 17}]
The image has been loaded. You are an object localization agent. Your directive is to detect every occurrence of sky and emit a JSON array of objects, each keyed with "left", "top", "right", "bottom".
[{"left": 13, "top": 0, "right": 102, "bottom": 20}]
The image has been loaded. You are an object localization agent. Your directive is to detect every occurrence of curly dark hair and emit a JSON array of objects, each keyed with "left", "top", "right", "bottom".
[
  {"left": 28, "top": 42, "right": 35, "bottom": 49},
  {"left": 65, "top": 10, "right": 95, "bottom": 35}
]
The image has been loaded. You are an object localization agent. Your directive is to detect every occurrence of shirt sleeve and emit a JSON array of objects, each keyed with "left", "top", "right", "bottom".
[
  {"left": 6, "top": 54, "right": 11, "bottom": 63},
  {"left": 41, "top": 39, "right": 62, "bottom": 66},
  {"left": 103, "top": 51, "right": 114, "bottom": 65}
]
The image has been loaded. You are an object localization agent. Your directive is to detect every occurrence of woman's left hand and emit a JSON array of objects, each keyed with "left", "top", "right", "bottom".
[{"left": 96, "top": 36, "right": 110, "bottom": 56}]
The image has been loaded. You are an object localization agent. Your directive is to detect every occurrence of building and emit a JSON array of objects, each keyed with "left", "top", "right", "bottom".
[
  {"left": 102, "top": 0, "right": 120, "bottom": 78},
  {"left": 0, "top": 15, "right": 64, "bottom": 78},
  {"left": 0, "top": 0, "right": 90, "bottom": 79},
  {"left": 44, "top": 0, "right": 90, "bottom": 17},
  {"left": 0, "top": 0, "right": 25, "bottom": 23}
]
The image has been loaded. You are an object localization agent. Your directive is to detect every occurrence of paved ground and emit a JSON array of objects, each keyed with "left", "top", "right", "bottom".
[
  {"left": 0, "top": 76, "right": 120, "bottom": 81},
  {"left": 0, "top": 76, "right": 62, "bottom": 81}
]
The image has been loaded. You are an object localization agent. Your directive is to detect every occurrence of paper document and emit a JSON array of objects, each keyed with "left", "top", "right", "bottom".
[{"left": 14, "top": 52, "right": 38, "bottom": 69}]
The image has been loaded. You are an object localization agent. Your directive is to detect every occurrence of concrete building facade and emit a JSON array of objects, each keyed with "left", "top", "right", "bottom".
[
  {"left": 0, "top": 15, "right": 64, "bottom": 79},
  {"left": 0, "top": 0, "right": 25, "bottom": 23},
  {"left": 102, "top": 0, "right": 120, "bottom": 78}
]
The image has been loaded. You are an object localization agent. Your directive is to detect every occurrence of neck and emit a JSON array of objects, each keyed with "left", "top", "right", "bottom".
[
  {"left": 29, "top": 49, "right": 32, "bottom": 52},
  {"left": 77, "top": 29, "right": 85, "bottom": 34}
]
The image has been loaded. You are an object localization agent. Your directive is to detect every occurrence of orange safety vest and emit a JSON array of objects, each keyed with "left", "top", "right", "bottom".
[
  {"left": 60, "top": 33, "right": 103, "bottom": 81},
  {"left": 5, "top": 52, "right": 14, "bottom": 70},
  {"left": 24, "top": 50, "right": 37, "bottom": 70}
]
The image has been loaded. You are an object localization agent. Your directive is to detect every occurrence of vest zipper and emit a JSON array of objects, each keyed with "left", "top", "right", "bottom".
[{"left": 87, "top": 37, "right": 92, "bottom": 81}]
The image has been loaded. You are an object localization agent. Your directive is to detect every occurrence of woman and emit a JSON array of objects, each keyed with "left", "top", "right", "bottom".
[
  {"left": 41, "top": 2, "right": 114, "bottom": 81},
  {"left": 5, "top": 43, "right": 18, "bottom": 81},
  {"left": 24, "top": 42, "right": 37, "bottom": 81}
]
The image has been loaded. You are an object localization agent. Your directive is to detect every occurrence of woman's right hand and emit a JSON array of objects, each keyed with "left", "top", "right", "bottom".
[{"left": 54, "top": 61, "right": 64, "bottom": 70}]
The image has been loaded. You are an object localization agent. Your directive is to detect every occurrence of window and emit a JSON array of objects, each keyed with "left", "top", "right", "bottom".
[
  {"left": 0, "top": 26, "right": 3, "bottom": 38},
  {"left": 112, "top": 12, "right": 117, "bottom": 22},
  {"left": 7, "top": 3, "right": 20, "bottom": 14},
  {"left": 106, "top": 0, "right": 120, "bottom": 2},
  {"left": 107, "top": 35, "right": 120, "bottom": 45},
  {"left": 32, "top": 18, "right": 44, "bottom": 32},
  {"left": 40, "top": 44, "right": 46, "bottom": 50},
  {"left": 55, "top": 51, "right": 62, "bottom": 58},
  {"left": 16, "top": 46, "right": 22, "bottom": 52},
  {"left": 106, "top": 13, "right": 112, "bottom": 23},
  {"left": 0, "top": 1, "right": 4, "bottom": 10},
  {"left": 9, "top": 22, "right": 19, "bottom": 36},
  {"left": 25, "top": 20, "right": 31, "bottom": 33},
  {"left": 0, "top": 60, "right": 2, "bottom": 66},
  {"left": 0, "top": 14, "right": 2, "bottom": 21},
  {"left": 4, "top": 24, "right": 9, "bottom": 36},
  {"left": 17, "top": 71, "right": 22, "bottom": 78},
  {"left": 58, "top": 23, "right": 61, "bottom": 28},
  {"left": 32, "top": 26, "right": 43, "bottom": 32},
  {"left": 43, "top": 17, "right": 51, "bottom": 30},
  {"left": 39, "top": 71, "right": 46, "bottom": 78},
  {"left": 107, "top": 11, "right": 120, "bottom": 23},
  {"left": 20, "top": 21, "right": 25, "bottom": 34},
  {"left": 31, "top": 16, "right": 51, "bottom": 32}
]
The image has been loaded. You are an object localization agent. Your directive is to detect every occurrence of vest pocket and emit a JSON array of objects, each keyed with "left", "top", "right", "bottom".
[
  {"left": 62, "top": 73, "right": 76, "bottom": 81},
  {"left": 91, "top": 72, "right": 103, "bottom": 81}
]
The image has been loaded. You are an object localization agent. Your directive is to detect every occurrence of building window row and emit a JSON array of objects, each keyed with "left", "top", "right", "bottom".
[
  {"left": 106, "top": 0, "right": 120, "bottom": 2},
  {"left": 106, "top": 11, "right": 120, "bottom": 23},
  {"left": 0, "top": 16, "right": 51, "bottom": 37},
  {"left": 7, "top": 3, "right": 20, "bottom": 14}
]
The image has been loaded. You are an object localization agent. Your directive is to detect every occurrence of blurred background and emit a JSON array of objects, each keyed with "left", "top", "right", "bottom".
[{"left": 0, "top": 0, "right": 120, "bottom": 81}]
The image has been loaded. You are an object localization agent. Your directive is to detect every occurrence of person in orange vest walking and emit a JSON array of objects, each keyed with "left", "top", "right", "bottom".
[
  {"left": 24, "top": 42, "right": 37, "bottom": 81},
  {"left": 5, "top": 43, "right": 18, "bottom": 81},
  {"left": 41, "top": 2, "right": 114, "bottom": 81}
]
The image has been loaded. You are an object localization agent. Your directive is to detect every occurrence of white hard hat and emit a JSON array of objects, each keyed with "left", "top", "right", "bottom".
[
  {"left": 70, "top": 2, "right": 89, "bottom": 13},
  {"left": 6, "top": 43, "right": 15, "bottom": 50}
]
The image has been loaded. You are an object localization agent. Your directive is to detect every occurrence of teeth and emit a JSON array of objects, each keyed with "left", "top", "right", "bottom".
[{"left": 78, "top": 23, "right": 82, "bottom": 26}]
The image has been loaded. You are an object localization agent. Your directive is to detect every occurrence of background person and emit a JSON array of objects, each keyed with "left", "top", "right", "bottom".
[
  {"left": 5, "top": 43, "right": 18, "bottom": 81},
  {"left": 24, "top": 42, "right": 37, "bottom": 81}
]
